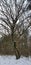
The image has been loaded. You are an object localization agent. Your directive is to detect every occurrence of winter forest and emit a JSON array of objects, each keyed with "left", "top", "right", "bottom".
[{"left": 0, "top": 0, "right": 31, "bottom": 59}]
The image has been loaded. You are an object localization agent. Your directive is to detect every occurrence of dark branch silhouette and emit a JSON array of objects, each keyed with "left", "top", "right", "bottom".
[{"left": 0, "top": 0, "right": 31, "bottom": 59}]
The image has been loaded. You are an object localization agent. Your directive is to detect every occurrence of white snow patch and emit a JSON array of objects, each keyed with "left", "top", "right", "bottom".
[{"left": 0, "top": 55, "right": 31, "bottom": 65}]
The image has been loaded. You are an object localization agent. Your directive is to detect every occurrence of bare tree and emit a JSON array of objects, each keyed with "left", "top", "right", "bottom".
[{"left": 0, "top": 0, "right": 31, "bottom": 59}]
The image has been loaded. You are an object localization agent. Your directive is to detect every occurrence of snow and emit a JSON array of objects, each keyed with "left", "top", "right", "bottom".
[{"left": 0, "top": 55, "right": 31, "bottom": 65}]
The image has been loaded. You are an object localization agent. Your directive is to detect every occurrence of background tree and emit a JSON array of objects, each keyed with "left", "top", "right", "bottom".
[{"left": 0, "top": 0, "right": 31, "bottom": 59}]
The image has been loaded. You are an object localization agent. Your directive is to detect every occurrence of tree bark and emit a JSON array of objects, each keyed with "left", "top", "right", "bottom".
[
  {"left": 14, "top": 41, "right": 20, "bottom": 59},
  {"left": 11, "top": 21, "right": 20, "bottom": 59}
]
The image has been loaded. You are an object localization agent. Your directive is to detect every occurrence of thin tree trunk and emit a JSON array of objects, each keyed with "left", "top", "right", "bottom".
[
  {"left": 11, "top": 22, "right": 20, "bottom": 59},
  {"left": 11, "top": 25, "right": 14, "bottom": 43},
  {"left": 14, "top": 41, "right": 20, "bottom": 59}
]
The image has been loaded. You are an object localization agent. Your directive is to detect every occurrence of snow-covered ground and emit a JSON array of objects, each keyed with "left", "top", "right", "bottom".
[{"left": 0, "top": 55, "right": 31, "bottom": 65}]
